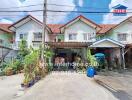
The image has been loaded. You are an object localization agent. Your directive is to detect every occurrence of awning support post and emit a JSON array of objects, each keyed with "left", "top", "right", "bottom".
[{"left": 121, "top": 47, "right": 126, "bottom": 70}]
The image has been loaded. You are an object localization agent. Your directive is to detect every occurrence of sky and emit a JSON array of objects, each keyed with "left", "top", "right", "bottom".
[{"left": 0, "top": 0, "right": 131, "bottom": 24}]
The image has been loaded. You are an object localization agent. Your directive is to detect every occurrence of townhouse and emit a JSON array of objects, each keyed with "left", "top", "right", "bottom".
[{"left": 1, "top": 14, "right": 132, "bottom": 69}]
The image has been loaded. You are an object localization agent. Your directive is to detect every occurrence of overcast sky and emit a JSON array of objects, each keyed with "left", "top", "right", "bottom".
[{"left": 0, "top": 0, "right": 131, "bottom": 24}]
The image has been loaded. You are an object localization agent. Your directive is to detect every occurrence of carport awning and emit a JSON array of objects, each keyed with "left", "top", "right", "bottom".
[
  {"left": 90, "top": 38, "right": 125, "bottom": 48},
  {"left": 46, "top": 42, "right": 92, "bottom": 48}
]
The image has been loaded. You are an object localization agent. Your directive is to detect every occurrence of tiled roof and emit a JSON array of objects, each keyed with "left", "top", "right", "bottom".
[
  {"left": 98, "top": 24, "right": 117, "bottom": 34},
  {"left": 47, "top": 24, "right": 116, "bottom": 34},
  {"left": 0, "top": 24, "right": 12, "bottom": 33},
  {"left": 47, "top": 24, "right": 63, "bottom": 34}
]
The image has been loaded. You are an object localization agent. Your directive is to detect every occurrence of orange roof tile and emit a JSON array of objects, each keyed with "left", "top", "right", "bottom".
[
  {"left": 0, "top": 24, "right": 12, "bottom": 33},
  {"left": 98, "top": 24, "right": 117, "bottom": 34},
  {"left": 47, "top": 24, "right": 63, "bottom": 34}
]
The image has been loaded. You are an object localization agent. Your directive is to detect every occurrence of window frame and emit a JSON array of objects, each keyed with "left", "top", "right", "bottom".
[
  {"left": 33, "top": 32, "right": 42, "bottom": 41},
  {"left": 19, "top": 33, "right": 28, "bottom": 40},
  {"left": 83, "top": 33, "right": 94, "bottom": 41},
  {"left": 117, "top": 33, "right": 127, "bottom": 41},
  {"left": 69, "top": 33, "right": 77, "bottom": 40}
]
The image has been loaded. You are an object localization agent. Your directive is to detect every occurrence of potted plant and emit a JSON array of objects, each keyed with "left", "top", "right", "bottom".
[{"left": 4, "top": 67, "right": 13, "bottom": 76}]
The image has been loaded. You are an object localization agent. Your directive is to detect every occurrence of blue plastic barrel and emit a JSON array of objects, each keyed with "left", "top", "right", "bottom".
[{"left": 87, "top": 67, "right": 95, "bottom": 78}]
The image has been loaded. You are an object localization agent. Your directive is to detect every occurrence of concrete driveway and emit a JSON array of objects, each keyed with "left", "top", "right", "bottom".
[
  {"left": 0, "top": 74, "right": 24, "bottom": 100},
  {"left": 95, "top": 71, "right": 132, "bottom": 100},
  {"left": 14, "top": 72, "right": 118, "bottom": 100}
]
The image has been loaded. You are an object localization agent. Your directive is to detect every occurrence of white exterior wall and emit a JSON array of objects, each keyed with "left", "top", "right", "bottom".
[
  {"left": 109, "top": 21, "right": 132, "bottom": 44},
  {"left": 64, "top": 21, "right": 96, "bottom": 42},
  {"left": 14, "top": 20, "right": 49, "bottom": 49}
]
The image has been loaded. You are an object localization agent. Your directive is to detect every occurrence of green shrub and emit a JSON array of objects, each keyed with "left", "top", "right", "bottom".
[{"left": 87, "top": 49, "right": 98, "bottom": 68}]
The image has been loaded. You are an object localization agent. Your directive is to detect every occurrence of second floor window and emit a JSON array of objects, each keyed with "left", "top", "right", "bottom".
[
  {"left": 83, "top": 33, "right": 88, "bottom": 40},
  {"left": 83, "top": 33, "right": 94, "bottom": 40},
  {"left": 33, "top": 32, "right": 42, "bottom": 41},
  {"left": 117, "top": 33, "right": 127, "bottom": 41},
  {"left": 69, "top": 34, "right": 77, "bottom": 40}
]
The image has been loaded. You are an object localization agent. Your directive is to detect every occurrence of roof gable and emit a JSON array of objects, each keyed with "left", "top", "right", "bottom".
[
  {"left": 9, "top": 15, "right": 52, "bottom": 33},
  {"left": 107, "top": 16, "right": 132, "bottom": 32},
  {"left": 90, "top": 38, "right": 125, "bottom": 48},
  {"left": 60, "top": 15, "right": 101, "bottom": 33},
  {"left": 9, "top": 15, "right": 42, "bottom": 29}
]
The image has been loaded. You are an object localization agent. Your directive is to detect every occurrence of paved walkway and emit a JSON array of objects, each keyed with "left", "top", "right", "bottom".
[{"left": 14, "top": 72, "right": 118, "bottom": 100}]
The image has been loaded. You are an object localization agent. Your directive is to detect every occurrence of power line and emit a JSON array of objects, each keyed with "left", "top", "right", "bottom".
[
  {"left": 47, "top": 10, "right": 132, "bottom": 14},
  {"left": 0, "top": 4, "right": 43, "bottom": 9},
  {"left": 47, "top": 3, "right": 109, "bottom": 10},
  {"left": 0, "top": 10, "right": 43, "bottom": 12},
  {"left": 48, "top": 3, "right": 132, "bottom": 10},
  {"left": 0, "top": 9, "right": 132, "bottom": 14},
  {"left": 0, "top": 10, "right": 132, "bottom": 14}
]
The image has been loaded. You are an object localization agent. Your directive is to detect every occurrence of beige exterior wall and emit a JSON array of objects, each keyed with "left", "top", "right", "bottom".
[
  {"left": 14, "top": 20, "right": 49, "bottom": 49},
  {"left": 64, "top": 20, "right": 96, "bottom": 42}
]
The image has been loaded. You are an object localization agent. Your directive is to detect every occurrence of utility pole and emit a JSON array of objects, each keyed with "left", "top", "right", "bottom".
[{"left": 42, "top": 0, "right": 47, "bottom": 61}]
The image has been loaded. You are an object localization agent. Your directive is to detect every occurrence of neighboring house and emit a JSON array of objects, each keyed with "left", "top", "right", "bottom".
[
  {"left": 0, "top": 24, "right": 13, "bottom": 61},
  {"left": 98, "top": 16, "right": 132, "bottom": 68},
  {"left": 9, "top": 15, "right": 52, "bottom": 49},
  {"left": 0, "top": 24, "right": 13, "bottom": 48},
  {"left": 98, "top": 16, "right": 132, "bottom": 44}
]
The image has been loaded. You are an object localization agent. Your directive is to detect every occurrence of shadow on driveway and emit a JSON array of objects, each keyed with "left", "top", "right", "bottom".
[{"left": 95, "top": 79, "right": 132, "bottom": 100}]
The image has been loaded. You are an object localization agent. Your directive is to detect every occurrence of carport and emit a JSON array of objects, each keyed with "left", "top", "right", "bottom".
[{"left": 89, "top": 38, "right": 125, "bottom": 70}]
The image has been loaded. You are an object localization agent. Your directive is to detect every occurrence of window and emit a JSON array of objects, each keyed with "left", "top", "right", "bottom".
[
  {"left": 83, "top": 33, "right": 88, "bottom": 40},
  {"left": 0, "top": 39, "right": 3, "bottom": 44},
  {"left": 83, "top": 33, "right": 94, "bottom": 40},
  {"left": 69, "top": 34, "right": 77, "bottom": 40},
  {"left": 117, "top": 33, "right": 127, "bottom": 41},
  {"left": 20, "top": 34, "right": 23, "bottom": 39},
  {"left": 19, "top": 33, "right": 27, "bottom": 40},
  {"left": 33, "top": 32, "right": 42, "bottom": 41}
]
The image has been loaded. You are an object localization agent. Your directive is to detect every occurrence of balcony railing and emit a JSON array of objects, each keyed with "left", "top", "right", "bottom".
[{"left": 0, "top": 42, "right": 12, "bottom": 49}]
